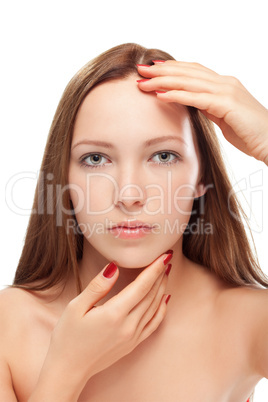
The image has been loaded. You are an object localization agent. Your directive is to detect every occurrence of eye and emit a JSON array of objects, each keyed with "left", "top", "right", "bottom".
[
  {"left": 80, "top": 153, "right": 110, "bottom": 168},
  {"left": 150, "top": 151, "right": 180, "bottom": 165}
]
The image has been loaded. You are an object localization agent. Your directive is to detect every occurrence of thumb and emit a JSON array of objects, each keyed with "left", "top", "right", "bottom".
[{"left": 75, "top": 262, "right": 119, "bottom": 313}]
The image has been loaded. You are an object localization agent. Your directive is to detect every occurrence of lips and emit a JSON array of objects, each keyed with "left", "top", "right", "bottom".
[
  {"left": 108, "top": 220, "right": 154, "bottom": 239},
  {"left": 109, "top": 220, "right": 154, "bottom": 230}
]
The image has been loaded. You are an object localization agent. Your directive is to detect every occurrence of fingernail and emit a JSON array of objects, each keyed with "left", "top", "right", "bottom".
[
  {"left": 136, "top": 79, "right": 150, "bottom": 83},
  {"left": 165, "top": 249, "right": 173, "bottom": 255},
  {"left": 165, "top": 264, "right": 172, "bottom": 276},
  {"left": 165, "top": 294, "right": 171, "bottom": 304},
  {"left": 136, "top": 64, "right": 151, "bottom": 67},
  {"left": 152, "top": 60, "right": 165, "bottom": 64},
  {"left": 103, "top": 262, "right": 118, "bottom": 278},
  {"left": 163, "top": 253, "right": 173, "bottom": 265}
]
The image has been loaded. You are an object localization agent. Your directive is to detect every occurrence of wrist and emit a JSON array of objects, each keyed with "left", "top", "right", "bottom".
[{"left": 28, "top": 358, "right": 88, "bottom": 402}]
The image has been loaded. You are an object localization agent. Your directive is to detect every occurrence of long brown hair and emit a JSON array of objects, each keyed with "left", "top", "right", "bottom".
[{"left": 13, "top": 43, "right": 268, "bottom": 293}]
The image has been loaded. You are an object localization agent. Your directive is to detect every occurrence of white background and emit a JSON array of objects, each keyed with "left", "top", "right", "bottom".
[{"left": 0, "top": 0, "right": 267, "bottom": 400}]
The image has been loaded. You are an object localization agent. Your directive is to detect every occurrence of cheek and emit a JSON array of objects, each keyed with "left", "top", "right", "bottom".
[
  {"left": 69, "top": 171, "right": 116, "bottom": 216},
  {"left": 146, "top": 167, "right": 198, "bottom": 217},
  {"left": 171, "top": 181, "right": 196, "bottom": 218}
]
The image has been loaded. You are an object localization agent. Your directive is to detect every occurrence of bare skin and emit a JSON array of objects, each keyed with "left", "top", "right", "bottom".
[
  {"left": 0, "top": 254, "right": 266, "bottom": 402},
  {"left": 1, "top": 61, "right": 268, "bottom": 401}
]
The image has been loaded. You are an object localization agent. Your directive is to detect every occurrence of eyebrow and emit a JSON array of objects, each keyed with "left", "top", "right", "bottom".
[
  {"left": 72, "top": 140, "right": 115, "bottom": 150},
  {"left": 71, "top": 135, "right": 187, "bottom": 151},
  {"left": 144, "top": 135, "right": 187, "bottom": 147}
]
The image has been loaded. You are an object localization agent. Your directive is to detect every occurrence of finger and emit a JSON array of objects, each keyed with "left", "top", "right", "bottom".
[
  {"left": 137, "top": 76, "right": 220, "bottom": 94},
  {"left": 136, "top": 294, "right": 171, "bottom": 344},
  {"left": 155, "top": 90, "right": 228, "bottom": 119},
  {"left": 112, "top": 270, "right": 167, "bottom": 347},
  {"left": 156, "top": 60, "right": 218, "bottom": 75},
  {"left": 106, "top": 253, "right": 173, "bottom": 316},
  {"left": 137, "top": 61, "right": 218, "bottom": 80},
  {"left": 70, "top": 262, "right": 119, "bottom": 316},
  {"left": 133, "top": 265, "right": 170, "bottom": 331},
  {"left": 128, "top": 263, "right": 168, "bottom": 322},
  {"left": 157, "top": 91, "right": 250, "bottom": 154}
]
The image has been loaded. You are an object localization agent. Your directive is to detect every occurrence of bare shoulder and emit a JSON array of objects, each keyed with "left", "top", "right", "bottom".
[
  {"left": 0, "top": 286, "right": 58, "bottom": 342},
  {"left": 0, "top": 286, "right": 37, "bottom": 322},
  {"left": 0, "top": 285, "right": 45, "bottom": 314},
  {"left": 218, "top": 283, "right": 268, "bottom": 378},
  {"left": 216, "top": 282, "right": 268, "bottom": 321},
  {"left": 0, "top": 287, "right": 44, "bottom": 401},
  {"left": 0, "top": 288, "right": 39, "bottom": 339},
  {"left": 219, "top": 279, "right": 266, "bottom": 296}
]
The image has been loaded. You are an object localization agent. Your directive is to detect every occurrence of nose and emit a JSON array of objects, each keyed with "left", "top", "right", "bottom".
[{"left": 113, "top": 167, "right": 146, "bottom": 214}]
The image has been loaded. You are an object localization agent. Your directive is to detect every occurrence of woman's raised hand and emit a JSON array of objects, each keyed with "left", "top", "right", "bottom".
[
  {"left": 30, "top": 253, "right": 172, "bottom": 401},
  {"left": 137, "top": 61, "right": 268, "bottom": 165}
]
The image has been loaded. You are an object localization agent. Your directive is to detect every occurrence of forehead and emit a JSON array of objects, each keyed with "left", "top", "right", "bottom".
[{"left": 73, "top": 76, "right": 193, "bottom": 146}]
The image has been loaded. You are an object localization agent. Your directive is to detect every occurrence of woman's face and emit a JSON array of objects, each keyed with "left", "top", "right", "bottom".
[{"left": 69, "top": 76, "right": 204, "bottom": 268}]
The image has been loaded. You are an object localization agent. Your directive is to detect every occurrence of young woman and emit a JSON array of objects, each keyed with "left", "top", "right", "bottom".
[{"left": 1, "top": 43, "right": 268, "bottom": 402}]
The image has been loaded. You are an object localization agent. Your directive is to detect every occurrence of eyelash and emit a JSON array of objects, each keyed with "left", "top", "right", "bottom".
[
  {"left": 150, "top": 151, "right": 181, "bottom": 166},
  {"left": 79, "top": 151, "right": 182, "bottom": 169},
  {"left": 79, "top": 154, "right": 111, "bottom": 169}
]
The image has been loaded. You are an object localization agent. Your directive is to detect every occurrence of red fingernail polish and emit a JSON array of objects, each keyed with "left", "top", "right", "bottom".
[
  {"left": 136, "top": 64, "right": 151, "bottom": 67},
  {"left": 152, "top": 60, "right": 165, "bottom": 63},
  {"left": 165, "top": 295, "right": 171, "bottom": 304},
  {"left": 165, "top": 264, "right": 172, "bottom": 276},
  {"left": 136, "top": 79, "right": 150, "bottom": 83},
  {"left": 163, "top": 253, "right": 173, "bottom": 265},
  {"left": 103, "top": 262, "right": 117, "bottom": 278},
  {"left": 165, "top": 249, "right": 173, "bottom": 255}
]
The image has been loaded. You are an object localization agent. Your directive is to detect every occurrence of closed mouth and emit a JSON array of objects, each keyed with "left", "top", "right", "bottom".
[{"left": 108, "top": 221, "right": 154, "bottom": 230}]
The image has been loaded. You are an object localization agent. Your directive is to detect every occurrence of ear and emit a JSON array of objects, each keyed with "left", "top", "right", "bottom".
[{"left": 194, "top": 182, "right": 207, "bottom": 199}]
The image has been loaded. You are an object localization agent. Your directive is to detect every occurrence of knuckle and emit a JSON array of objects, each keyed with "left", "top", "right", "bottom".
[
  {"left": 228, "top": 75, "right": 241, "bottom": 85},
  {"left": 104, "top": 307, "right": 121, "bottom": 326},
  {"left": 192, "top": 62, "right": 203, "bottom": 68},
  {"left": 139, "top": 278, "right": 154, "bottom": 295},
  {"left": 66, "top": 298, "right": 78, "bottom": 313},
  {"left": 154, "top": 307, "right": 166, "bottom": 326},
  {"left": 153, "top": 316, "right": 164, "bottom": 331},
  {"left": 88, "top": 279, "right": 105, "bottom": 295},
  {"left": 224, "top": 75, "right": 241, "bottom": 88},
  {"left": 151, "top": 291, "right": 165, "bottom": 312},
  {"left": 155, "top": 259, "right": 166, "bottom": 276},
  {"left": 145, "top": 318, "right": 160, "bottom": 337},
  {"left": 120, "top": 325, "right": 135, "bottom": 342},
  {"left": 145, "top": 290, "right": 156, "bottom": 307},
  {"left": 158, "top": 278, "right": 168, "bottom": 295},
  {"left": 219, "top": 79, "right": 239, "bottom": 102},
  {"left": 226, "top": 85, "right": 239, "bottom": 102},
  {"left": 148, "top": 320, "right": 158, "bottom": 334}
]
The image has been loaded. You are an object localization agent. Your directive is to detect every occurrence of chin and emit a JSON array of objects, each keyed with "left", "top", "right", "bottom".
[
  {"left": 115, "top": 261, "right": 150, "bottom": 269},
  {"left": 87, "top": 237, "right": 178, "bottom": 268},
  {"left": 110, "top": 250, "right": 164, "bottom": 269}
]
